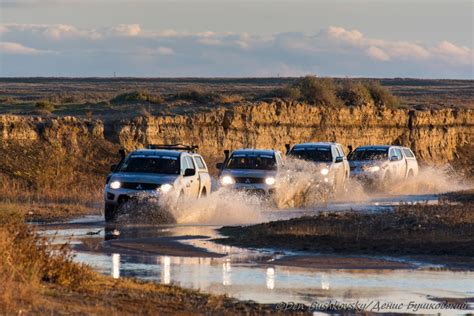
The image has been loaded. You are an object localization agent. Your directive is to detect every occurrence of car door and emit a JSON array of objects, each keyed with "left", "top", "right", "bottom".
[
  {"left": 394, "top": 148, "right": 406, "bottom": 179},
  {"left": 388, "top": 148, "right": 403, "bottom": 179},
  {"left": 330, "top": 145, "right": 343, "bottom": 185},
  {"left": 336, "top": 144, "right": 349, "bottom": 180},
  {"left": 184, "top": 155, "right": 200, "bottom": 197}
]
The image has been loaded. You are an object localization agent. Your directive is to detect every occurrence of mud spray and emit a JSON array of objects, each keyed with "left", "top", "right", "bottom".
[{"left": 116, "top": 162, "right": 471, "bottom": 225}]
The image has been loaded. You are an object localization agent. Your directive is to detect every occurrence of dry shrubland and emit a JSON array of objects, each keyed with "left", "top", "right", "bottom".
[
  {"left": 270, "top": 76, "right": 400, "bottom": 108},
  {"left": 0, "top": 139, "right": 118, "bottom": 205}
]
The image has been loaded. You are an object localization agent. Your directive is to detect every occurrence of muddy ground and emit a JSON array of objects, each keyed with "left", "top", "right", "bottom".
[{"left": 217, "top": 190, "right": 474, "bottom": 267}]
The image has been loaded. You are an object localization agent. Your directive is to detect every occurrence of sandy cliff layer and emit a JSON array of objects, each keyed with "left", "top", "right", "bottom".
[{"left": 0, "top": 102, "right": 472, "bottom": 164}]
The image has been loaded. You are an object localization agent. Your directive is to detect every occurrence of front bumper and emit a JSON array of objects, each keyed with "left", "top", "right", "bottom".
[
  {"left": 351, "top": 170, "right": 383, "bottom": 184},
  {"left": 224, "top": 183, "right": 275, "bottom": 195},
  {"left": 104, "top": 188, "right": 162, "bottom": 206}
]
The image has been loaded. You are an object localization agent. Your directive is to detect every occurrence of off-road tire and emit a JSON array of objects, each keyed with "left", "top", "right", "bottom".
[{"left": 104, "top": 203, "right": 116, "bottom": 222}]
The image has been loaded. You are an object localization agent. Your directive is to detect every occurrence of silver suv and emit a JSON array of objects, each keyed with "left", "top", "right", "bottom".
[
  {"left": 286, "top": 142, "right": 350, "bottom": 192},
  {"left": 349, "top": 145, "right": 419, "bottom": 186},
  {"left": 217, "top": 149, "right": 283, "bottom": 195},
  {"left": 104, "top": 145, "right": 211, "bottom": 222}
]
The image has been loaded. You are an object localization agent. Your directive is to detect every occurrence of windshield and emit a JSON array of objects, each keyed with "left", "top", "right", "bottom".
[
  {"left": 289, "top": 147, "right": 332, "bottom": 162},
  {"left": 119, "top": 156, "right": 180, "bottom": 174},
  {"left": 226, "top": 155, "right": 276, "bottom": 170},
  {"left": 349, "top": 149, "right": 388, "bottom": 161}
]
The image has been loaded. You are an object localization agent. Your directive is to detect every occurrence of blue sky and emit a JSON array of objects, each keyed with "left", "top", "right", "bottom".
[{"left": 0, "top": 0, "right": 473, "bottom": 78}]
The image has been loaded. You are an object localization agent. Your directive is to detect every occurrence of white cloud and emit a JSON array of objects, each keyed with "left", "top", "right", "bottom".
[
  {"left": 434, "top": 41, "right": 472, "bottom": 65},
  {"left": 325, "top": 26, "right": 364, "bottom": 45},
  {"left": 109, "top": 24, "right": 141, "bottom": 37},
  {"left": 157, "top": 46, "right": 174, "bottom": 55},
  {"left": 366, "top": 46, "right": 390, "bottom": 61},
  {"left": 0, "top": 41, "right": 45, "bottom": 54},
  {"left": 0, "top": 23, "right": 472, "bottom": 77}
]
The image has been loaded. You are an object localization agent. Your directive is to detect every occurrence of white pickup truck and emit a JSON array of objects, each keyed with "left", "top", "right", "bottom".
[
  {"left": 286, "top": 142, "right": 350, "bottom": 193},
  {"left": 348, "top": 145, "right": 419, "bottom": 187},
  {"left": 104, "top": 145, "right": 211, "bottom": 222},
  {"left": 217, "top": 149, "right": 283, "bottom": 195}
]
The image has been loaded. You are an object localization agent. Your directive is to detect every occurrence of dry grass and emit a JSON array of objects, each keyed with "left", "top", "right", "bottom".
[
  {"left": 0, "top": 139, "right": 118, "bottom": 205},
  {"left": 0, "top": 211, "right": 94, "bottom": 311},
  {"left": 0, "top": 210, "right": 296, "bottom": 315}
]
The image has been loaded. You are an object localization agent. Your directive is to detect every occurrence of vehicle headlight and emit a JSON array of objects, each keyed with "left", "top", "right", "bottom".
[
  {"left": 320, "top": 168, "right": 329, "bottom": 176},
  {"left": 369, "top": 166, "right": 380, "bottom": 172},
  {"left": 109, "top": 181, "right": 121, "bottom": 189},
  {"left": 160, "top": 183, "right": 173, "bottom": 193},
  {"left": 265, "top": 177, "right": 276, "bottom": 185},
  {"left": 220, "top": 175, "right": 235, "bottom": 186}
]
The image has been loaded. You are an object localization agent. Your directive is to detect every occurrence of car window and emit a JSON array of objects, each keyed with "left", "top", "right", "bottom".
[
  {"left": 194, "top": 156, "right": 207, "bottom": 170},
  {"left": 349, "top": 148, "right": 388, "bottom": 161},
  {"left": 120, "top": 156, "right": 180, "bottom": 174},
  {"left": 335, "top": 145, "right": 344, "bottom": 157},
  {"left": 181, "top": 155, "right": 189, "bottom": 171},
  {"left": 390, "top": 148, "right": 403, "bottom": 160},
  {"left": 395, "top": 148, "right": 403, "bottom": 160},
  {"left": 336, "top": 145, "right": 346, "bottom": 157},
  {"left": 226, "top": 154, "right": 277, "bottom": 170},
  {"left": 288, "top": 147, "right": 333, "bottom": 162},
  {"left": 403, "top": 148, "right": 415, "bottom": 158},
  {"left": 185, "top": 156, "right": 195, "bottom": 170}
]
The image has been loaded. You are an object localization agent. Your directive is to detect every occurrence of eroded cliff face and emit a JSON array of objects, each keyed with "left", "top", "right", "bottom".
[{"left": 0, "top": 102, "right": 472, "bottom": 164}]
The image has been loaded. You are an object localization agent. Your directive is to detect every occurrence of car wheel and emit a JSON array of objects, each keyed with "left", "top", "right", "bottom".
[
  {"left": 200, "top": 188, "right": 207, "bottom": 198},
  {"left": 407, "top": 170, "right": 414, "bottom": 178},
  {"left": 104, "top": 203, "right": 116, "bottom": 222}
]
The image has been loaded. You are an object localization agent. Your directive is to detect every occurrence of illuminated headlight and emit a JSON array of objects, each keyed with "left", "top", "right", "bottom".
[
  {"left": 109, "top": 181, "right": 121, "bottom": 189},
  {"left": 368, "top": 166, "right": 381, "bottom": 172},
  {"left": 160, "top": 183, "right": 173, "bottom": 193},
  {"left": 320, "top": 168, "right": 329, "bottom": 176},
  {"left": 265, "top": 177, "right": 276, "bottom": 185},
  {"left": 220, "top": 175, "right": 235, "bottom": 186}
]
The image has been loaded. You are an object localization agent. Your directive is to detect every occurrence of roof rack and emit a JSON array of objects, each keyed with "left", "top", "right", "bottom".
[{"left": 147, "top": 144, "right": 199, "bottom": 152}]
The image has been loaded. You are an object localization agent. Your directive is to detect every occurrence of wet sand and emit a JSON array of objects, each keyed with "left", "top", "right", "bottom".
[
  {"left": 76, "top": 235, "right": 225, "bottom": 258},
  {"left": 272, "top": 255, "right": 415, "bottom": 270}
]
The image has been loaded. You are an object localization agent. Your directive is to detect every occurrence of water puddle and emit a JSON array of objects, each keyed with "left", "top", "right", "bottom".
[
  {"left": 35, "top": 192, "right": 472, "bottom": 314},
  {"left": 36, "top": 211, "right": 473, "bottom": 315}
]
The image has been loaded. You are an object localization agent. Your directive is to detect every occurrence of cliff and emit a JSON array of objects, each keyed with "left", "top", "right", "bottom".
[{"left": 1, "top": 102, "right": 472, "bottom": 164}]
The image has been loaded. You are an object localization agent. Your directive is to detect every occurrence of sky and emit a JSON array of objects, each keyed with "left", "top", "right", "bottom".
[{"left": 0, "top": 0, "right": 473, "bottom": 78}]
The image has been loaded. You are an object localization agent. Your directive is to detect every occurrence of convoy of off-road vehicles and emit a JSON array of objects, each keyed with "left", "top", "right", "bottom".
[{"left": 104, "top": 142, "right": 419, "bottom": 222}]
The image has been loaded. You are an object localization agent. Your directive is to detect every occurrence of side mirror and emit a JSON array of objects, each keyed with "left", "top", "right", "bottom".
[
  {"left": 184, "top": 168, "right": 196, "bottom": 177},
  {"left": 335, "top": 157, "right": 343, "bottom": 163},
  {"left": 390, "top": 156, "right": 399, "bottom": 161},
  {"left": 216, "top": 162, "right": 223, "bottom": 170},
  {"left": 110, "top": 164, "right": 117, "bottom": 172}
]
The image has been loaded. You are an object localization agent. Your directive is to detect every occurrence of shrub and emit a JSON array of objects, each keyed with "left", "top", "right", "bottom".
[
  {"left": 0, "top": 212, "right": 93, "bottom": 291},
  {"left": 175, "top": 86, "right": 215, "bottom": 103},
  {"left": 218, "top": 94, "right": 244, "bottom": 104},
  {"left": 366, "top": 81, "right": 400, "bottom": 107},
  {"left": 294, "top": 76, "right": 339, "bottom": 106},
  {"left": 270, "top": 86, "right": 301, "bottom": 101},
  {"left": 35, "top": 100, "right": 55, "bottom": 112},
  {"left": 338, "top": 82, "right": 373, "bottom": 107},
  {"left": 111, "top": 90, "right": 164, "bottom": 104},
  {"left": 0, "top": 95, "right": 16, "bottom": 104}
]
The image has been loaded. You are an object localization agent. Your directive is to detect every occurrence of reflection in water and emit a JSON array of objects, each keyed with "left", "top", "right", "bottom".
[
  {"left": 41, "top": 220, "right": 474, "bottom": 315},
  {"left": 112, "top": 253, "right": 120, "bottom": 279},
  {"left": 223, "top": 258, "right": 232, "bottom": 286},
  {"left": 320, "top": 273, "right": 330, "bottom": 290},
  {"left": 266, "top": 267, "right": 275, "bottom": 290},
  {"left": 161, "top": 256, "right": 171, "bottom": 285}
]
